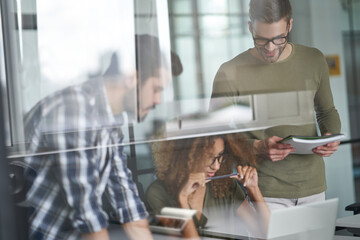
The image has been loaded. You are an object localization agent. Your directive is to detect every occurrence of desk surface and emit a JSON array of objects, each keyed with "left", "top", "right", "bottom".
[{"left": 336, "top": 214, "right": 360, "bottom": 228}]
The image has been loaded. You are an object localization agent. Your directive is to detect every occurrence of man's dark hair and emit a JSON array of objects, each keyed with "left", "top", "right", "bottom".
[
  {"left": 103, "top": 52, "right": 122, "bottom": 77},
  {"left": 249, "top": 0, "right": 292, "bottom": 24},
  {"left": 136, "top": 34, "right": 182, "bottom": 84}
]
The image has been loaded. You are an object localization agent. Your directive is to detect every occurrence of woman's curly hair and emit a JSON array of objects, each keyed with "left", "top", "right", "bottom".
[{"left": 151, "top": 133, "right": 256, "bottom": 199}]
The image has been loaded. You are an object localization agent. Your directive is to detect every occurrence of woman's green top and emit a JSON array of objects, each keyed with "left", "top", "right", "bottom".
[{"left": 145, "top": 179, "right": 245, "bottom": 227}]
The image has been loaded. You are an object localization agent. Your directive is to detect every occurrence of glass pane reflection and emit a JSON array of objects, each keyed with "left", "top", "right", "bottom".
[
  {"left": 0, "top": 11, "right": 11, "bottom": 146},
  {"left": 3, "top": 0, "right": 180, "bottom": 156}
]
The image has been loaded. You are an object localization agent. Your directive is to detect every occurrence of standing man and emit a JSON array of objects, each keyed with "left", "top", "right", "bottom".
[
  {"left": 210, "top": 0, "right": 341, "bottom": 210},
  {"left": 23, "top": 34, "right": 182, "bottom": 240}
]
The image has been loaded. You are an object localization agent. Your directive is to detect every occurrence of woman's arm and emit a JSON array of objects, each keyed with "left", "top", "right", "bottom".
[
  {"left": 178, "top": 173, "right": 208, "bottom": 219},
  {"left": 178, "top": 173, "right": 207, "bottom": 209},
  {"left": 245, "top": 185, "right": 270, "bottom": 235},
  {"left": 122, "top": 219, "right": 153, "bottom": 240},
  {"left": 233, "top": 166, "right": 270, "bottom": 237}
]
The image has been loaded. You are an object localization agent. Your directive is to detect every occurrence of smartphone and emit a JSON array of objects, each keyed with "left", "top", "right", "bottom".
[{"left": 149, "top": 215, "right": 188, "bottom": 236}]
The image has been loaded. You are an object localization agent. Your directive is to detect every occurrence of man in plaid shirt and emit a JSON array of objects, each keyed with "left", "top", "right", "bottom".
[{"left": 23, "top": 34, "right": 182, "bottom": 240}]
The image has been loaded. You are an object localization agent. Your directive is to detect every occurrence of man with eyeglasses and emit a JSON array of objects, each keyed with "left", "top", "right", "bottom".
[{"left": 210, "top": 0, "right": 341, "bottom": 210}]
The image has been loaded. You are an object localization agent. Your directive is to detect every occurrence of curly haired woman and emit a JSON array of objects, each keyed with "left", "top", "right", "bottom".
[{"left": 145, "top": 133, "right": 269, "bottom": 236}]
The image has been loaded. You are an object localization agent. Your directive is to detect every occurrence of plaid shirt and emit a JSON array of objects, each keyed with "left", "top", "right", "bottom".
[{"left": 24, "top": 78, "right": 148, "bottom": 240}]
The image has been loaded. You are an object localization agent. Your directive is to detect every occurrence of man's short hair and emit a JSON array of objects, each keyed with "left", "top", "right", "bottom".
[{"left": 249, "top": 0, "right": 292, "bottom": 24}]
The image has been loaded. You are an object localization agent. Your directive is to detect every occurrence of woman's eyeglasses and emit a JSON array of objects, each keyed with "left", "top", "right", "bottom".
[{"left": 208, "top": 153, "right": 226, "bottom": 167}]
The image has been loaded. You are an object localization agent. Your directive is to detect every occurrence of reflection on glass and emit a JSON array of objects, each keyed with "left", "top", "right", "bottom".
[
  {"left": 3, "top": 0, "right": 183, "bottom": 155},
  {"left": 228, "top": 35, "right": 254, "bottom": 53},
  {"left": 200, "top": 38, "right": 229, "bottom": 94},
  {"left": 200, "top": 16, "right": 229, "bottom": 36},
  {"left": 14, "top": 0, "right": 137, "bottom": 154},
  {"left": 168, "top": 0, "right": 252, "bottom": 137},
  {"left": 228, "top": 0, "right": 248, "bottom": 14},
  {"left": 174, "top": 37, "right": 197, "bottom": 100},
  {"left": 164, "top": 96, "right": 253, "bottom": 138},
  {"left": 173, "top": 17, "right": 194, "bottom": 36},
  {"left": 171, "top": 0, "right": 192, "bottom": 14},
  {"left": 29, "top": 0, "right": 136, "bottom": 113},
  {"left": 0, "top": 12, "right": 11, "bottom": 146},
  {"left": 22, "top": 34, "right": 182, "bottom": 155},
  {"left": 198, "top": 0, "right": 228, "bottom": 14},
  {"left": 228, "top": 16, "right": 244, "bottom": 35}
]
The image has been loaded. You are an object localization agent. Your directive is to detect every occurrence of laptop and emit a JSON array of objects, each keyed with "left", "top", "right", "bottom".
[{"left": 199, "top": 198, "right": 339, "bottom": 240}]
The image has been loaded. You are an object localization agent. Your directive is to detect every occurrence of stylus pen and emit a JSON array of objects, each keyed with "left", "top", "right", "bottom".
[{"left": 206, "top": 173, "right": 238, "bottom": 181}]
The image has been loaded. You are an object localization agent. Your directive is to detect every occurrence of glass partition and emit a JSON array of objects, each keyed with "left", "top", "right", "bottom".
[
  {"left": 1, "top": 0, "right": 360, "bottom": 239},
  {"left": 0, "top": 9, "right": 11, "bottom": 147}
]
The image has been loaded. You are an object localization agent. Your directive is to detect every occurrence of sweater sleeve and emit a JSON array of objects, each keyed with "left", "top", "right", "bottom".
[{"left": 314, "top": 53, "right": 341, "bottom": 135}]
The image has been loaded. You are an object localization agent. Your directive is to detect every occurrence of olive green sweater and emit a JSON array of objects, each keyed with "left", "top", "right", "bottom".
[{"left": 210, "top": 43, "right": 341, "bottom": 198}]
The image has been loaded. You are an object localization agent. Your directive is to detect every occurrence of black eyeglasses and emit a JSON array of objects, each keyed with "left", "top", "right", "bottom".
[
  {"left": 253, "top": 35, "right": 288, "bottom": 46},
  {"left": 208, "top": 153, "right": 226, "bottom": 167}
]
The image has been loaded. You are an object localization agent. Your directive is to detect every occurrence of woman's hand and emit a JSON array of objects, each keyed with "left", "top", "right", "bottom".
[
  {"left": 231, "top": 165, "right": 259, "bottom": 189},
  {"left": 179, "top": 172, "right": 208, "bottom": 198},
  {"left": 177, "top": 173, "right": 209, "bottom": 223},
  {"left": 178, "top": 172, "right": 209, "bottom": 209}
]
